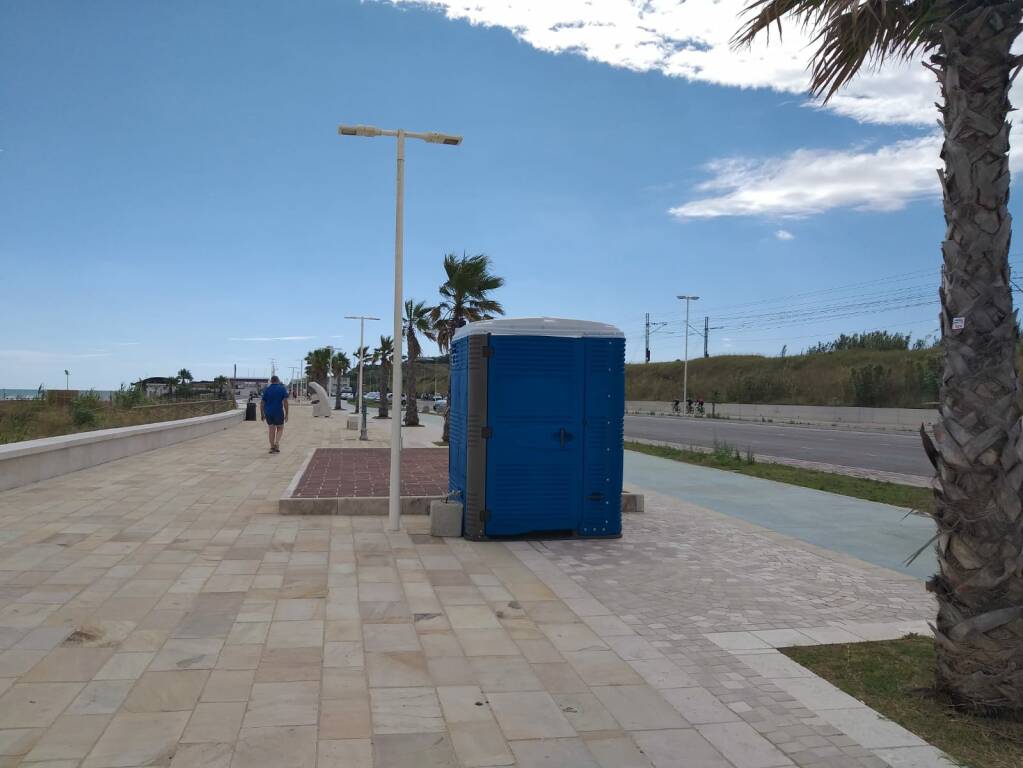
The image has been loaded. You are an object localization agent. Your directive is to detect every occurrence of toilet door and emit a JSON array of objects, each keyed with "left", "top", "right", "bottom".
[{"left": 483, "top": 335, "right": 584, "bottom": 536}]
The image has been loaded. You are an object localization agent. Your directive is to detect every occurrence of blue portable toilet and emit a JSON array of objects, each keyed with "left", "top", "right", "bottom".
[{"left": 448, "top": 317, "right": 625, "bottom": 540}]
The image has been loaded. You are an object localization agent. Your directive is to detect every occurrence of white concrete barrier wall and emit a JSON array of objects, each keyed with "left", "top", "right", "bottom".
[
  {"left": 626, "top": 401, "right": 938, "bottom": 429},
  {"left": 0, "top": 408, "right": 243, "bottom": 492}
]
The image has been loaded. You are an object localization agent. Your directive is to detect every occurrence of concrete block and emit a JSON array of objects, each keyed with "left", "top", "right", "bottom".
[
  {"left": 430, "top": 500, "right": 463, "bottom": 537},
  {"left": 279, "top": 498, "right": 340, "bottom": 515},
  {"left": 621, "top": 493, "right": 644, "bottom": 514},
  {"left": 346, "top": 415, "right": 360, "bottom": 430}
]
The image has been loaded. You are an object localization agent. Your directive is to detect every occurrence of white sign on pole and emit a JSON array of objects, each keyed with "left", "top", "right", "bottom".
[{"left": 952, "top": 316, "right": 965, "bottom": 331}]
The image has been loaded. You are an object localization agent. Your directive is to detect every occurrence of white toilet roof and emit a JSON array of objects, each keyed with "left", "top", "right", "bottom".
[{"left": 452, "top": 317, "right": 624, "bottom": 341}]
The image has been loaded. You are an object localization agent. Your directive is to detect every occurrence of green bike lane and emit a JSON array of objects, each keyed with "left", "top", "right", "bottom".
[{"left": 624, "top": 449, "right": 937, "bottom": 580}]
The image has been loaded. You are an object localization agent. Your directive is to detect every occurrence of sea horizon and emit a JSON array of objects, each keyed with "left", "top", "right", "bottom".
[{"left": 1, "top": 388, "right": 116, "bottom": 400}]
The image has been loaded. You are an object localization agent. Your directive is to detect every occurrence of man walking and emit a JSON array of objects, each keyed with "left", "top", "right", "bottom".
[{"left": 260, "top": 375, "right": 289, "bottom": 453}]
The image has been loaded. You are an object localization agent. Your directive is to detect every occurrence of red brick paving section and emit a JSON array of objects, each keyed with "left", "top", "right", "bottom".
[{"left": 292, "top": 448, "right": 448, "bottom": 498}]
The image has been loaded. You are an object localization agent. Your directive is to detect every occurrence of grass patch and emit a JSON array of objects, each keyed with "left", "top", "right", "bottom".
[
  {"left": 0, "top": 398, "right": 235, "bottom": 444},
  {"left": 625, "top": 347, "right": 950, "bottom": 407},
  {"left": 625, "top": 440, "right": 933, "bottom": 511},
  {"left": 784, "top": 637, "right": 1023, "bottom": 768}
]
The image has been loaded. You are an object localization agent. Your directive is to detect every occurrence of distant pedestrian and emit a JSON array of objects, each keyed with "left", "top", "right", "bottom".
[{"left": 260, "top": 375, "right": 289, "bottom": 453}]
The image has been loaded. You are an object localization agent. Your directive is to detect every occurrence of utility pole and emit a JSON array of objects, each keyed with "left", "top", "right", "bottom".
[
  {"left": 644, "top": 315, "right": 668, "bottom": 363},
  {"left": 677, "top": 295, "right": 699, "bottom": 412},
  {"left": 345, "top": 315, "right": 380, "bottom": 441},
  {"left": 645, "top": 313, "right": 651, "bottom": 363},
  {"left": 702, "top": 316, "right": 724, "bottom": 359}
]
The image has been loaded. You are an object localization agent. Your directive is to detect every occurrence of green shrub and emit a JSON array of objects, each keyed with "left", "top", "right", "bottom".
[
  {"left": 902, "top": 354, "right": 942, "bottom": 406},
  {"left": 0, "top": 408, "right": 34, "bottom": 444},
  {"left": 806, "top": 331, "right": 911, "bottom": 354},
  {"left": 112, "top": 383, "right": 145, "bottom": 409},
  {"left": 725, "top": 370, "right": 793, "bottom": 403},
  {"left": 71, "top": 391, "right": 102, "bottom": 427},
  {"left": 849, "top": 364, "right": 893, "bottom": 407}
]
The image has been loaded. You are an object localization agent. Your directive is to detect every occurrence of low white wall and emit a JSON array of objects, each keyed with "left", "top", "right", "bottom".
[
  {"left": 626, "top": 401, "right": 938, "bottom": 430},
  {"left": 0, "top": 408, "right": 243, "bottom": 492}
]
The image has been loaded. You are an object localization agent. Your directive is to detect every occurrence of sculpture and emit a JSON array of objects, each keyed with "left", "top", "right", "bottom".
[{"left": 308, "top": 382, "right": 331, "bottom": 418}]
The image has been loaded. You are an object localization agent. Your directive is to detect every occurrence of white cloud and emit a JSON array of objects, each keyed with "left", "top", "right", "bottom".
[
  {"left": 228, "top": 336, "right": 316, "bottom": 342},
  {"left": 671, "top": 136, "right": 943, "bottom": 218},
  {"left": 386, "top": 0, "right": 938, "bottom": 126},
  {"left": 775, "top": 229, "right": 794, "bottom": 240},
  {"left": 0, "top": 349, "right": 112, "bottom": 362},
  {"left": 388, "top": 1, "right": 1021, "bottom": 217}
]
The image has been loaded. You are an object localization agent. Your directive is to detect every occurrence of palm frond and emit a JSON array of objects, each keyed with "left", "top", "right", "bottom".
[{"left": 733, "top": 0, "right": 943, "bottom": 100}]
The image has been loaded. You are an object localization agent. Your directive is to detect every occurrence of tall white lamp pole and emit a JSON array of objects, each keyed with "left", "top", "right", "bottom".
[
  {"left": 339, "top": 125, "right": 462, "bottom": 532},
  {"left": 677, "top": 295, "right": 699, "bottom": 413}
]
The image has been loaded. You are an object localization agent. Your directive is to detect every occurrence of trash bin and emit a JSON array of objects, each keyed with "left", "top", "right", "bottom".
[
  {"left": 448, "top": 317, "right": 625, "bottom": 540},
  {"left": 245, "top": 401, "right": 257, "bottom": 421}
]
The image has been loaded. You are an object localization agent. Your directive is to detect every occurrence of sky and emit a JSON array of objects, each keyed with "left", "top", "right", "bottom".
[{"left": 2, "top": 0, "right": 1020, "bottom": 389}]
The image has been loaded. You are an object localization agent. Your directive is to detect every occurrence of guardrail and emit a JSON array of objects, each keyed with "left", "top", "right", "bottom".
[{"left": 626, "top": 401, "right": 938, "bottom": 430}]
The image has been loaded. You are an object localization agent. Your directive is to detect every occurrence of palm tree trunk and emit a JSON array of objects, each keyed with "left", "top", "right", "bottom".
[
  {"left": 442, "top": 316, "right": 458, "bottom": 443},
  {"left": 924, "top": 1, "right": 1023, "bottom": 711},
  {"left": 405, "top": 355, "right": 420, "bottom": 426},
  {"left": 379, "top": 365, "right": 389, "bottom": 419}
]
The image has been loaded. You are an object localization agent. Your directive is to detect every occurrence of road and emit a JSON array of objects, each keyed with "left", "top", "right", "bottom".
[{"left": 624, "top": 414, "right": 932, "bottom": 477}]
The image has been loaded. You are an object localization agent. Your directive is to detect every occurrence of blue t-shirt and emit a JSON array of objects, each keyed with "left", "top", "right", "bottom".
[{"left": 261, "top": 383, "right": 289, "bottom": 419}]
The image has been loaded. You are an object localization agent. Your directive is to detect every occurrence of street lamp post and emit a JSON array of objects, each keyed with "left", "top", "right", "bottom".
[
  {"left": 339, "top": 124, "right": 462, "bottom": 532},
  {"left": 64, "top": 369, "right": 70, "bottom": 391},
  {"left": 345, "top": 315, "right": 379, "bottom": 441},
  {"left": 677, "top": 295, "right": 699, "bottom": 413}
]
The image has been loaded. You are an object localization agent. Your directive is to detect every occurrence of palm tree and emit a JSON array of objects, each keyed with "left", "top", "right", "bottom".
[
  {"left": 177, "top": 368, "right": 193, "bottom": 384},
  {"left": 735, "top": 1, "right": 1022, "bottom": 711},
  {"left": 330, "top": 351, "right": 351, "bottom": 411},
  {"left": 431, "top": 253, "right": 505, "bottom": 441},
  {"left": 212, "top": 375, "right": 228, "bottom": 399},
  {"left": 304, "top": 347, "right": 332, "bottom": 392},
  {"left": 403, "top": 299, "right": 436, "bottom": 427},
  {"left": 373, "top": 336, "right": 394, "bottom": 419}
]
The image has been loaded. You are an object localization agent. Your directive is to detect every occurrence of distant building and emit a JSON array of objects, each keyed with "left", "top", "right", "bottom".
[
  {"left": 230, "top": 377, "right": 268, "bottom": 400},
  {"left": 134, "top": 377, "right": 173, "bottom": 398}
]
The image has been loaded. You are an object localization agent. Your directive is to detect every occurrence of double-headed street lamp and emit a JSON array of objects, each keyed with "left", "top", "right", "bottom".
[
  {"left": 677, "top": 295, "right": 699, "bottom": 412},
  {"left": 338, "top": 124, "right": 462, "bottom": 532}
]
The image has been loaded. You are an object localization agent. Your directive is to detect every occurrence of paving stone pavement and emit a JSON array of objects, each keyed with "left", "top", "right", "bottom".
[{"left": 0, "top": 409, "right": 951, "bottom": 768}]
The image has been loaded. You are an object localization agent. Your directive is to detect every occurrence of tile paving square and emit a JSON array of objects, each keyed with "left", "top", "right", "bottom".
[
  {"left": 291, "top": 447, "right": 448, "bottom": 498},
  {"left": 0, "top": 409, "right": 948, "bottom": 767}
]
